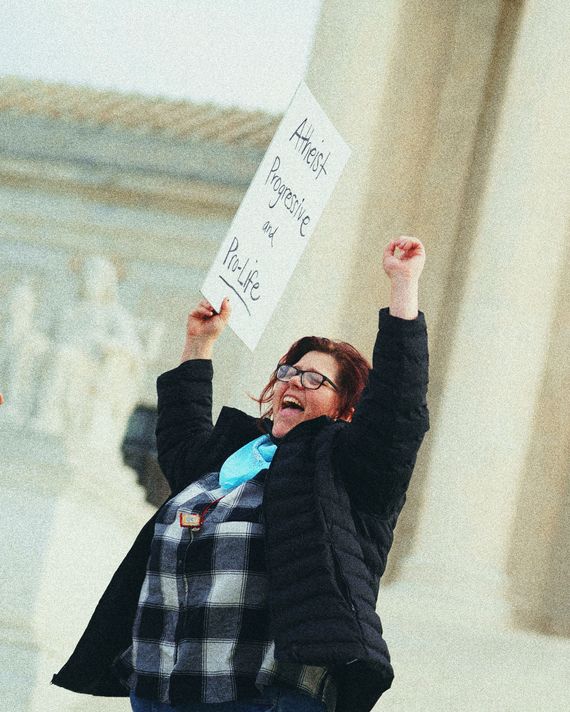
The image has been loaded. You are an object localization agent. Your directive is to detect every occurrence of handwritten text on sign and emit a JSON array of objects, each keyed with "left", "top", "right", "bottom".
[{"left": 201, "top": 81, "right": 351, "bottom": 350}]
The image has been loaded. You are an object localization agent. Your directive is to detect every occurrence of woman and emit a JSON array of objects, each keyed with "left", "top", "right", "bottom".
[{"left": 52, "top": 237, "right": 429, "bottom": 712}]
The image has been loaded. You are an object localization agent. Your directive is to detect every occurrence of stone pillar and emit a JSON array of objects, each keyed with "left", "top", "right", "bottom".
[
  {"left": 397, "top": 0, "right": 570, "bottom": 621},
  {"left": 375, "top": 0, "right": 570, "bottom": 708},
  {"left": 507, "top": 232, "right": 570, "bottom": 636}
]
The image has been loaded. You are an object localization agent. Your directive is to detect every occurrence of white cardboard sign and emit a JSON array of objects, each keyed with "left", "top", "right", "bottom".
[{"left": 201, "top": 81, "right": 351, "bottom": 350}]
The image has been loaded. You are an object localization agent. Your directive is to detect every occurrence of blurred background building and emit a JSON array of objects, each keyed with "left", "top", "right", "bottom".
[{"left": 0, "top": 1, "right": 569, "bottom": 710}]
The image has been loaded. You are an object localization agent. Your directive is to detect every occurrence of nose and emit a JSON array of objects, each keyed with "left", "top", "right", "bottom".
[{"left": 289, "top": 373, "right": 304, "bottom": 389}]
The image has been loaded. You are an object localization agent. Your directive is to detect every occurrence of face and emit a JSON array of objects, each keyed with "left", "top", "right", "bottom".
[{"left": 271, "top": 351, "right": 342, "bottom": 438}]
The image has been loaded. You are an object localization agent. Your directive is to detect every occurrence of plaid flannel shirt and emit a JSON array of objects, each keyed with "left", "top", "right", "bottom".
[{"left": 113, "top": 470, "right": 337, "bottom": 710}]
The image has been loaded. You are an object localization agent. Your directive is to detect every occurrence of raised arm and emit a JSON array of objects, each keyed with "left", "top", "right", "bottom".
[
  {"left": 156, "top": 297, "right": 231, "bottom": 492},
  {"left": 385, "top": 236, "right": 425, "bottom": 319},
  {"left": 333, "top": 237, "right": 429, "bottom": 516}
]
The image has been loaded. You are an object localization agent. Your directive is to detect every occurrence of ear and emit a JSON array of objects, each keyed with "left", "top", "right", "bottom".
[{"left": 337, "top": 407, "right": 355, "bottom": 423}]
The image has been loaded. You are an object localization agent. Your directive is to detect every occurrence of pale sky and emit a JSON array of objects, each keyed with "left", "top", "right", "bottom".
[{"left": 0, "top": 0, "right": 323, "bottom": 113}]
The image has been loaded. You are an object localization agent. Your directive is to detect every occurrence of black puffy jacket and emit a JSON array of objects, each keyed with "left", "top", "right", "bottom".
[{"left": 52, "top": 308, "right": 429, "bottom": 712}]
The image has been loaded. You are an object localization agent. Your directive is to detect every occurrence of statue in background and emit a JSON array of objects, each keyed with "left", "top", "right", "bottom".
[
  {"left": 34, "top": 256, "right": 162, "bottom": 459},
  {"left": 0, "top": 280, "right": 49, "bottom": 424}
]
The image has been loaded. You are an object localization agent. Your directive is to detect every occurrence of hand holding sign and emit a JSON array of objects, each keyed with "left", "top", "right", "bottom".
[
  {"left": 180, "top": 298, "right": 232, "bottom": 362},
  {"left": 201, "top": 81, "right": 351, "bottom": 350}
]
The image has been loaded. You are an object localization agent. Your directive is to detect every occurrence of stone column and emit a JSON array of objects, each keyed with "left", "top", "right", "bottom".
[
  {"left": 396, "top": 0, "right": 570, "bottom": 621},
  {"left": 374, "top": 0, "right": 570, "bottom": 709},
  {"left": 507, "top": 228, "right": 570, "bottom": 635}
]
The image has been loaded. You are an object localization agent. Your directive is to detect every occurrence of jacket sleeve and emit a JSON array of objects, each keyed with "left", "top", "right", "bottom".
[
  {"left": 155, "top": 359, "right": 214, "bottom": 493},
  {"left": 332, "top": 308, "right": 429, "bottom": 517}
]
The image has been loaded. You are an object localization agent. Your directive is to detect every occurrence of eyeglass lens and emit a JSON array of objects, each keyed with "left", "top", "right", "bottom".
[{"left": 277, "top": 365, "right": 324, "bottom": 389}]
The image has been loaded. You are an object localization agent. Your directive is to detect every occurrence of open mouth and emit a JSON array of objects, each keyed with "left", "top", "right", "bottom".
[{"left": 281, "top": 396, "right": 305, "bottom": 412}]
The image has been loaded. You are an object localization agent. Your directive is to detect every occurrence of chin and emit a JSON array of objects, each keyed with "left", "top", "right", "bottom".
[
  {"left": 272, "top": 417, "right": 301, "bottom": 439},
  {"left": 272, "top": 424, "right": 289, "bottom": 438}
]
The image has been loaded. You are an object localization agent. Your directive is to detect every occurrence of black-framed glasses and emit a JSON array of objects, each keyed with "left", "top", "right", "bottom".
[{"left": 275, "top": 364, "right": 338, "bottom": 391}]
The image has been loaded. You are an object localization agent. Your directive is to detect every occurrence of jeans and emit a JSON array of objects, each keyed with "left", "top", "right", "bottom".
[{"left": 129, "top": 685, "right": 327, "bottom": 711}]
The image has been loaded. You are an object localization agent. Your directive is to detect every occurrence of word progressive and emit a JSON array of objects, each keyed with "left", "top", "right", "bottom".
[{"left": 265, "top": 155, "right": 312, "bottom": 237}]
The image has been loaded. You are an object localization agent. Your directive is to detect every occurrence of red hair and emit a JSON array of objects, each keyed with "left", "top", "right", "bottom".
[{"left": 251, "top": 335, "right": 371, "bottom": 423}]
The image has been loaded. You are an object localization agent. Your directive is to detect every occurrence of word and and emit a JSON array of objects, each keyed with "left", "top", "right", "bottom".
[
  {"left": 289, "top": 118, "right": 330, "bottom": 181},
  {"left": 220, "top": 236, "right": 261, "bottom": 314},
  {"left": 262, "top": 221, "right": 279, "bottom": 248},
  {"left": 265, "top": 155, "right": 311, "bottom": 237}
]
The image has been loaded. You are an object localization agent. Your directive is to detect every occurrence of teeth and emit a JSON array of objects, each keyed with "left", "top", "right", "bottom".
[{"left": 282, "top": 396, "right": 303, "bottom": 410}]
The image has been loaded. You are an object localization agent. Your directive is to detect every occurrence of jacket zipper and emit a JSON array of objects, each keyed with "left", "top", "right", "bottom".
[{"left": 331, "top": 546, "right": 357, "bottom": 614}]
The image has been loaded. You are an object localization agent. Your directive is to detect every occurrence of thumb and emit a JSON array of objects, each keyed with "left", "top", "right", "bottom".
[{"left": 219, "top": 297, "right": 231, "bottom": 322}]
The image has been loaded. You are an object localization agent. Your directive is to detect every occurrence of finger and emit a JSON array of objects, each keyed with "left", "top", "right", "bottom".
[
  {"left": 402, "top": 243, "right": 425, "bottom": 259},
  {"left": 198, "top": 299, "right": 215, "bottom": 312},
  {"left": 395, "top": 237, "right": 424, "bottom": 258},
  {"left": 219, "top": 297, "right": 231, "bottom": 321},
  {"left": 395, "top": 237, "right": 413, "bottom": 250},
  {"left": 190, "top": 306, "right": 213, "bottom": 320},
  {"left": 397, "top": 236, "right": 423, "bottom": 250}
]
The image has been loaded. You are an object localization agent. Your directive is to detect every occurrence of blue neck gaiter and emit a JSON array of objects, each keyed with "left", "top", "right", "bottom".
[{"left": 218, "top": 434, "right": 277, "bottom": 491}]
